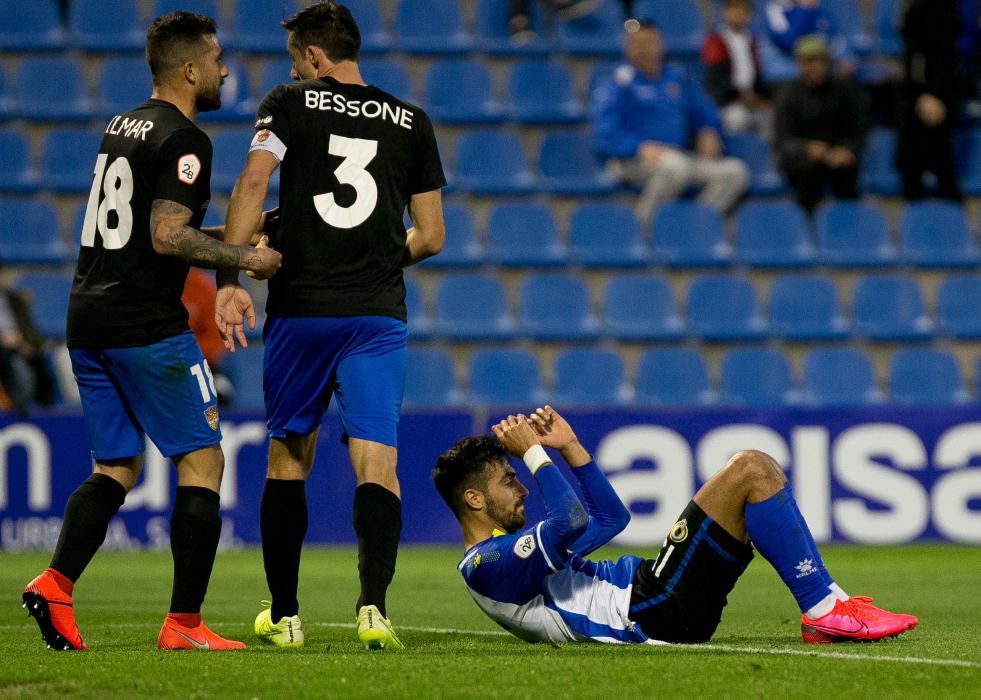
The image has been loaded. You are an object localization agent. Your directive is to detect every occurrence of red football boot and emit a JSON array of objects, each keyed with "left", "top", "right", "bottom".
[
  {"left": 22, "top": 569, "right": 87, "bottom": 651},
  {"left": 801, "top": 596, "right": 916, "bottom": 644},
  {"left": 157, "top": 616, "right": 246, "bottom": 651}
]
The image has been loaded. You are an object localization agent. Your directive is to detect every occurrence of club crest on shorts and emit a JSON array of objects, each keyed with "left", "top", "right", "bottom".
[
  {"left": 669, "top": 518, "right": 688, "bottom": 543},
  {"left": 513, "top": 534, "right": 536, "bottom": 559},
  {"left": 204, "top": 405, "right": 219, "bottom": 431}
]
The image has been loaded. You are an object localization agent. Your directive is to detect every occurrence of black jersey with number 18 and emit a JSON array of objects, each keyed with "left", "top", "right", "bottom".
[
  {"left": 250, "top": 76, "right": 446, "bottom": 322},
  {"left": 66, "top": 99, "right": 212, "bottom": 349}
]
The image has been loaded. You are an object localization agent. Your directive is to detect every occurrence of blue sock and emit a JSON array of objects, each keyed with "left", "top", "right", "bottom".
[{"left": 744, "top": 485, "right": 834, "bottom": 612}]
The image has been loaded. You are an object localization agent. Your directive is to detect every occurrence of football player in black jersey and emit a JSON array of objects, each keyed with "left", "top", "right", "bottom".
[
  {"left": 22, "top": 12, "right": 281, "bottom": 652},
  {"left": 216, "top": 2, "right": 445, "bottom": 650}
]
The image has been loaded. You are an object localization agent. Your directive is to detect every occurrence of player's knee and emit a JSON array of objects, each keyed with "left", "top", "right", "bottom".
[{"left": 724, "top": 449, "right": 784, "bottom": 488}]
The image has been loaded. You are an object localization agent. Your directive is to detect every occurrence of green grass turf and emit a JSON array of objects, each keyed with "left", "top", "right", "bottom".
[{"left": 1, "top": 545, "right": 979, "bottom": 699}]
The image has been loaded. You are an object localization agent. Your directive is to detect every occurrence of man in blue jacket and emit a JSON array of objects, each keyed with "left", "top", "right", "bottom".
[
  {"left": 433, "top": 406, "right": 917, "bottom": 645},
  {"left": 591, "top": 21, "right": 748, "bottom": 224}
]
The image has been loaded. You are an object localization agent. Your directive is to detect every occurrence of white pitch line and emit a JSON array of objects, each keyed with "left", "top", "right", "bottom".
[{"left": 4, "top": 619, "right": 980, "bottom": 670}]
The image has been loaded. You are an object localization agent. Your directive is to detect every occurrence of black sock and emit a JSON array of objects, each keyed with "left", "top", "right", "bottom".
[
  {"left": 260, "top": 479, "right": 307, "bottom": 621},
  {"left": 50, "top": 474, "right": 127, "bottom": 582},
  {"left": 353, "top": 483, "right": 401, "bottom": 617},
  {"left": 169, "top": 486, "right": 221, "bottom": 614}
]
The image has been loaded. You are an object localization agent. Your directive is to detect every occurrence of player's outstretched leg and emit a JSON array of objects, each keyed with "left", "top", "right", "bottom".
[
  {"left": 23, "top": 569, "right": 87, "bottom": 651},
  {"left": 254, "top": 600, "right": 304, "bottom": 648}
]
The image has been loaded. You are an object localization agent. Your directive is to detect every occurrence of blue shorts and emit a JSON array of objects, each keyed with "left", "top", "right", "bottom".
[
  {"left": 263, "top": 316, "right": 407, "bottom": 446},
  {"left": 70, "top": 331, "right": 222, "bottom": 460}
]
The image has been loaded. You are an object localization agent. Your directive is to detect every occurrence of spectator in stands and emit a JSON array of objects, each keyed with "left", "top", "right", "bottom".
[
  {"left": 591, "top": 20, "right": 749, "bottom": 224},
  {"left": 701, "top": 0, "right": 773, "bottom": 139},
  {"left": 775, "top": 35, "right": 868, "bottom": 214},
  {"left": 764, "top": 0, "right": 856, "bottom": 78},
  {"left": 896, "top": 0, "right": 968, "bottom": 202},
  {"left": 0, "top": 276, "right": 54, "bottom": 415},
  {"left": 509, "top": 1, "right": 636, "bottom": 44}
]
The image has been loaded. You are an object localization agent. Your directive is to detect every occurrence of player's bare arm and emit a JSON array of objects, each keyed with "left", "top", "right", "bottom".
[
  {"left": 199, "top": 207, "right": 276, "bottom": 245},
  {"left": 528, "top": 406, "right": 591, "bottom": 467},
  {"left": 402, "top": 188, "right": 445, "bottom": 267},
  {"left": 150, "top": 198, "right": 281, "bottom": 277}
]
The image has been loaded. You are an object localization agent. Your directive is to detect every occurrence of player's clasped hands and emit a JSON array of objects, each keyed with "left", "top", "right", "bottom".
[
  {"left": 245, "top": 235, "right": 283, "bottom": 280},
  {"left": 491, "top": 414, "right": 541, "bottom": 459}
]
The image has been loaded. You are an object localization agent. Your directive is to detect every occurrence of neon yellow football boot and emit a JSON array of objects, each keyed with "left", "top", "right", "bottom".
[
  {"left": 356, "top": 604, "right": 404, "bottom": 651},
  {"left": 254, "top": 601, "right": 304, "bottom": 648}
]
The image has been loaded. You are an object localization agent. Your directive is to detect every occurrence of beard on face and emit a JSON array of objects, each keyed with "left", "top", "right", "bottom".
[
  {"left": 486, "top": 498, "right": 525, "bottom": 534},
  {"left": 195, "top": 82, "right": 222, "bottom": 113}
]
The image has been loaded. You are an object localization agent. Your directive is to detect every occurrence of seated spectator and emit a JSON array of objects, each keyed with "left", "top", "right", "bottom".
[
  {"left": 765, "top": 0, "right": 856, "bottom": 78},
  {"left": 702, "top": 0, "right": 773, "bottom": 138},
  {"left": 775, "top": 35, "right": 868, "bottom": 214},
  {"left": 0, "top": 277, "right": 54, "bottom": 415},
  {"left": 591, "top": 21, "right": 749, "bottom": 224},
  {"left": 897, "top": 0, "right": 966, "bottom": 202},
  {"left": 509, "top": 0, "right": 615, "bottom": 43}
]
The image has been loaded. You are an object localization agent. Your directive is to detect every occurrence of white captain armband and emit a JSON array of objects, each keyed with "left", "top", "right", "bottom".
[
  {"left": 522, "top": 445, "right": 551, "bottom": 476},
  {"left": 250, "top": 128, "right": 287, "bottom": 161}
]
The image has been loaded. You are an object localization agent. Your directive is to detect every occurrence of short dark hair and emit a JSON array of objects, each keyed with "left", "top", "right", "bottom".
[
  {"left": 282, "top": 1, "right": 361, "bottom": 63},
  {"left": 146, "top": 11, "right": 217, "bottom": 80},
  {"left": 432, "top": 436, "right": 506, "bottom": 517}
]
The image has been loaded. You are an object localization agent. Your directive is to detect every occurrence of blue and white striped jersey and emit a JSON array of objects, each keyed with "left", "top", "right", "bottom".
[{"left": 458, "top": 525, "right": 648, "bottom": 644}]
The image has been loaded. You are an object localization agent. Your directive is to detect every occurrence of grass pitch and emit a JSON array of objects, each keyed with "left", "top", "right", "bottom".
[{"left": 1, "top": 545, "right": 979, "bottom": 699}]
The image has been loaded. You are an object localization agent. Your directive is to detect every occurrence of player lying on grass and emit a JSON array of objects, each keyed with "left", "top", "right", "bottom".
[{"left": 432, "top": 406, "right": 917, "bottom": 645}]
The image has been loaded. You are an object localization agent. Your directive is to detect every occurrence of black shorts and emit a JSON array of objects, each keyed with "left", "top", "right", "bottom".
[{"left": 628, "top": 501, "right": 754, "bottom": 643}]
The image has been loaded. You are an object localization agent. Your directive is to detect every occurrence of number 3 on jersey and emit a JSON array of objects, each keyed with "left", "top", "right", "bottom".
[
  {"left": 80, "top": 153, "right": 134, "bottom": 249},
  {"left": 313, "top": 135, "right": 378, "bottom": 229}
]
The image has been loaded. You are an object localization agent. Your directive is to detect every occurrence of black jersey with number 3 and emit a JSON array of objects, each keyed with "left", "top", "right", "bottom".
[
  {"left": 66, "top": 99, "right": 212, "bottom": 349},
  {"left": 251, "top": 76, "right": 446, "bottom": 321}
]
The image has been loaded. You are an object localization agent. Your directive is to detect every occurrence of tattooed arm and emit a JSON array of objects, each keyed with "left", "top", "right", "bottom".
[{"left": 150, "top": 199, "right": 281, "bottom": 277}]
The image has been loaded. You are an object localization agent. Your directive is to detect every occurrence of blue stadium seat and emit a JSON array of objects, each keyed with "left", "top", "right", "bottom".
[
  {"left": 404, "top": 348, "right": 461, "bottom": 408},
  {"left": 553, "top": 349, "right": 629, "bottom": 407},
  {"left": 226, "top": 0, "right": 295, "bottom": 52},
  {"left": 361, "top": 58, "right": 414, "bottom": 102},
  {"left": 395, "top": 0, "right": 472, "bottom": 54},
  {"left": 889, "top": 348, "right": 969, "bottom": 406},
  {"left": 0, "top": 0, "right": 65, "bottom": 50},
  {"left": 958, "top": 129, "right": 981, "bottom": 196},
  {"left": 518, "top": 274, "right": 599, "bottom": 341},
  {"left": 40, "top": 128, "right": 103, "bottom": 193},
  {"left": 257, "top": 58, "right": 294, "bottom": 98},
  {"left": 434, "top": 273, "right": 516, "bottom": 340},
  {"left": 568, "top": 203, "right": 648, "bottom": 267},
  {"left": 13, "top": 272, "right": 73, "bottom": 339},
  {"left": 0, "top": 128, "right": 39, "bottom": 192},
  {"left": 899, "top": 201, "right": 979, "bottom": 267},
  {"left": 601, "top": 274, "right": 684, "bottom": 341},
  {"left": 635, "top": 349, "right": 716, "bottom": 406},
  {"left": 686, "top": 274, "right": 768, "bottom": 341},
  {"left": 474, "top": 0, "right": 549, "bottom": 55},
  {"left": 210, "top": 129, "right": 255, "bottom": 192},
  {"left": 860, "top": 128, "right": 901, "bottom": 195},
  {"left": 816, "top": 201, "right": 897, "bottom": 267},
  {"left": 873, "top": 0, "right": 902, "bottom": 55},
  {"left": 424, "top": 59, "right": 504, "bottom": 124},
  {"left": 343, "top": 0, "right": 390, "bottom": 53},
  {"left": 936, "top": 276, "right": 981, "bottom": 339},
  {"left": 452, "top": 130, "right": 537, "bottom": 194},
  {"left": 198, "top": 59, "right": 254, "bottom": 123},
  {"left": 720, "top": 348, "right": 798, "bottom": 407},
  {"left": 486, "top": 203, "right": 566, "bottom": 266},
  {"left": 0, "top": 66, "right": 11, "bottom": 119},
  {"left": 538, "top": 132, "right": 616, "bottom": 195},
  {"left": 222, "top": 346, "right": 265, "bottom": 409},
  {"left": 97, "top": 57, "right": 152, "bottom": 117},
  {"left": 404, "top": 276, "right": 433, "bottom": 339},
  {"left": 802, "top": 348, "right": 882, "bottom": 406},
  {"left": 69, "top": 0, "right": 142, "bottom": 51},
  {"left": 769, "top": 274, "right": 849, "bottom": 341},
  {"left": 15, "top": 58, "right": 93, "bottom": 121},
  {"left": 468, "top": 349, "right": 544, "bottom": 406},
  {"left": 556, "top": 0, "right": 624, "bottom": 56},
  {"left": 725, "top": 133, "right": 785, "bottom": 195},
  {"left": 822, "top": 0, "right": 873, "bottom": 54},
  {"left": 420, "top": 204, "right": 483, "bottom": 267},
  {"left": 651, "top": 203, "right": 731, "bottom": 267},
  {"left": 735, "top": 201, "right": 815, "bottom": 267},
  {"left": 633, "top": 0, "right": 704, "bottom": 54},
  {"left": 152, "top": 0, "right": 219, "bottom": 20},
  {"left": 0, "top": 200, "right": 69, "bottom": 264},
  {"left": 507, "top": 60, "right": 584, "bottom": 124},
  {"left": 851, "top": 275, "right": 934, "bottom": 341}
]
